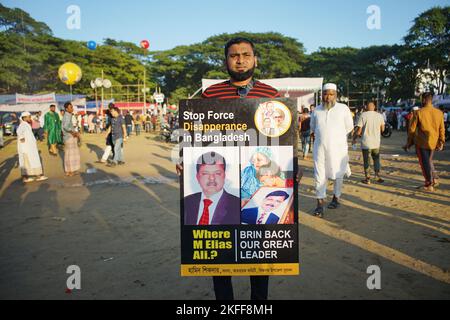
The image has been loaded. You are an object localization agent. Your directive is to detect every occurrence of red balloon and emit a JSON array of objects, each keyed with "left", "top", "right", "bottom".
[{"left": 140, "top": 40, "right": 150, "bottom": 50}]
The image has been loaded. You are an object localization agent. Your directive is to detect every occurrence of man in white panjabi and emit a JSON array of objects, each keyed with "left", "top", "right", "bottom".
[
  {"left": 17, "top": 112, "right": 48, "bottom": 183},
  {"left": 310, "top": 83, "right": 353, "bottom": 218}
]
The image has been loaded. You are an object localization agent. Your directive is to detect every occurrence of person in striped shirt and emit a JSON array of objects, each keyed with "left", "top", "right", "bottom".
[
  {"left": 201, "top": 38, "right": 280, "bottom": 100},
  {"left": 177, "top": 37, "right": 280, "bottom": 301}
]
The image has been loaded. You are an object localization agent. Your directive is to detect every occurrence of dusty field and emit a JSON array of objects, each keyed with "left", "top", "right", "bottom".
[{"left": 0, "top": 129, "right": 449, "bottom": 300}]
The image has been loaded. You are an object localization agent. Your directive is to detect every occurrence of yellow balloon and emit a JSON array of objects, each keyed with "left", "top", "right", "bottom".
[{"left": 58, "top": 62, "right": 82, "bottom": 85}]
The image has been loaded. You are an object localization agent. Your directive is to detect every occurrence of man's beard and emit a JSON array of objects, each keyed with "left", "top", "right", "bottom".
[
  {"left": 324, "top": 101, "right": 336, "bottom": 110},
  {"left": 227, "top": 65, "right": 255, "bottom": 82}
]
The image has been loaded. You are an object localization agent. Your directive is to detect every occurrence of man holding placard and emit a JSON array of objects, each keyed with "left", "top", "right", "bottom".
[{"left": 177, "top": 38, "right": 292, "bottom": 301}]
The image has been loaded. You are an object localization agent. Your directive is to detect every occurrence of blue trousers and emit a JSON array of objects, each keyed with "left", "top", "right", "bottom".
[{"left": 113, "top": 138, "right": 123, "bottom": 164}]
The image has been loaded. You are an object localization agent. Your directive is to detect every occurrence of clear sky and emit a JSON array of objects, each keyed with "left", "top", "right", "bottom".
[{"left": 3, "top": 0, "right": 449, "bottom": 53}]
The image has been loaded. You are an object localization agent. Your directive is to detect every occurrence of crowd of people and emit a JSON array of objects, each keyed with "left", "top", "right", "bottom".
[
  {"left": 298, "top": 88, "right": 446, "bottom": 218},
  {"left": 68, "top": 108, "right": 178, "bottom": 136},
  {"left": 8, "top": 102, "right": 179, "bottom": 182},
  {"left": 2, "top": 36, "right": 448, "bottom": 301}
]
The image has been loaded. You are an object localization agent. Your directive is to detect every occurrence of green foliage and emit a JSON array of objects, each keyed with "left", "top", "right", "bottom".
[
  {"left": 303, "top": 45, "right": 419, "bottom": 103},
  {"left": 149, "top": 32, "right": 306, "bottom": 102},
  {"left": 0, "top": 4, "right": 448, "bottom": 104},
  {"left": 404, "top": 6, "right": 449, "bottom": 94},
  {"left": 0, "top": 4, "right": 52, "bottom": 36},
  {"left": 0, "top": 5, "right": 156, "bottom": 99}
]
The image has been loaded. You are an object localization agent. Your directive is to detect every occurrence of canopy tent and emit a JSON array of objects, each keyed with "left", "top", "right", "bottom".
[
  {"left": 84, "top": 99, "right": 114, "bottom": 110},
  {"left": 434, "top": 94, "right": 450, "bottom": 108},
  {"left": 111, "top": 102, "right": 178, "bottom": 114},
  {"left": 201, "top": 77, "right": 323, "bottom": 110}
]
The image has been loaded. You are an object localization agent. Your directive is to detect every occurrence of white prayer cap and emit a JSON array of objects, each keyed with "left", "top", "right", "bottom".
[
  {"left": 413, "top": 106, "right": 419, "bottom": 111},
  {"left": 20, "top": 111, "right": 31, "bottom": 119},
  {"left": 323, "top": 83, "right": 337, "bottom": 91}
]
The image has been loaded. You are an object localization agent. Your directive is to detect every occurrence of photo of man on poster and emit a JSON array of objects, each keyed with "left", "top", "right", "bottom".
[
  {"left": 184, "top": 151, "right": 240, "bottom": 225},
  {"left": 241, "top": 190, "right": 291, "bottom": 225}
]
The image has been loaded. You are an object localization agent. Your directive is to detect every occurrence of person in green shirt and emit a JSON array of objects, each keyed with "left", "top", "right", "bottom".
[{"left": 44, "top": 104, "right": 62, "bottom": 156}]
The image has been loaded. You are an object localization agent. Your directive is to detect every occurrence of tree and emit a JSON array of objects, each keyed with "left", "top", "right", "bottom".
[
  {"left": 1, "top": 4, "right": 447, "bottom": 104},
  {"left": 404, "top": 6, "right": 450, "bottom": 94},
  {"left": 0, "top": 4, "right": 156, "bottom": 97},
  {"left": 149, "top": 32, "right": 306, "bottom": 103},
  {"left": 103, "top": 38, "right": 150, "bottom": 60},
  {"left": 0, "top": 4, "right": 52, "bottom": 36},
  {"left": 304, "top": 47, "right": 359, "bottom": 92}
]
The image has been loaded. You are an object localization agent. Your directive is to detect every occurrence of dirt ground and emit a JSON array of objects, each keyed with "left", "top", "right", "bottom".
[{"left": 0, "top": 129, "right": 449, "bottom": 300}]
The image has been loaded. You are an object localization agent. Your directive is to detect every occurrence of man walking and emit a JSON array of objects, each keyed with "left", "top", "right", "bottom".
[
  {"left": 310, "top": 83, "right": 354, "bottom": 218},
  {"left": 134, "top": 112, "right": 142, "bottom": 136},
  {"left": 353, "top": 101, "right": 385, "bottom": 184},
  {"left": 44, "top": 104, "right": 62, "bottom": 156},
  {"left": 145, "top": 112, "right": 152, "bottom": 133},
  {"left": 62, "top": 102, "right": 81, "bottom": 176},
  {"left": 106, "top": 106, "right": 127, "bottom": 167},
  {"left": 124, "top": 111, "right": 133, "bottom": 138},
  {"left": 299, "top": 107, "right": 311, "bottom": 160},
  {"left": 404, "top": 92, "right": 445, "bottom": 191},
  {"left": 17, "top": 112, "right": 48, "bottom": 183},
  {"left": 98, "top": 103, "right": 115, "bottom": 164}
]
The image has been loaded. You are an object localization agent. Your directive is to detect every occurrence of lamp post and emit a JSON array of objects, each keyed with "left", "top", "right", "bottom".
[
  {"left": 91, "top": 70, "right": 111, "bottom": 115},
  {"left": 143, "top": 68, "right": 147, "bottom": 114},
  {"left": 371, "top": 83, "right": 385, "bottom": 110},
  {"left": 90, "top": 80, "right": 98, "bottom": 113},
  {"left": 142, "top": 87, "right": 150, "bottom": 114}
]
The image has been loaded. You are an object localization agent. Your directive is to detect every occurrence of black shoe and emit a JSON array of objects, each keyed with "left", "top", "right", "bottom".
[
  {"left": 118, "top": 161, "right": 125, "bottom": 165},
  {"left": 313, "top": 206, "right": 324, "bottom": 218},
  {"left": 327, "top": 199, "right": 340, "bottom": 209}
]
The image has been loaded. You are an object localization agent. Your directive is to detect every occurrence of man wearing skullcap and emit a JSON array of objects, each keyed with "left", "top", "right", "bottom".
[
  {"left": 310, "top": 83, "right": 354, "bottom": 218},
  {"left": 17, "top": 112, "right": 48, "bottom": 183}
]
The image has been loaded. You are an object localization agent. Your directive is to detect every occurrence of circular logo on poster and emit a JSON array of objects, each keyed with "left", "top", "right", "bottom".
[{"left": 255, "top": 101, "right": 292, "bottom": 137}]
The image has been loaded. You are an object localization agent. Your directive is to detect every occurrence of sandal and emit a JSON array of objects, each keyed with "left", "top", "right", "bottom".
[
  {"left": 420, "top": 185, "right": 435, "bottom": 192},
  {"left": 375, "top": 178, "right": 384, "bottom": 183},
  {"left": 327, "top": 199, "right": 341, "bottom": 209},
  {"left": 362, "top": 178, "right": 371, "bottom": 185},
  {"left": 313, "top": 206, "right": 324, "bottom": 218}
]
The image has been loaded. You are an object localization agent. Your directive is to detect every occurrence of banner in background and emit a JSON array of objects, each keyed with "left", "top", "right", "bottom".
[{"left": 16, "top": 93, "right": 56, "bottom": 104}]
